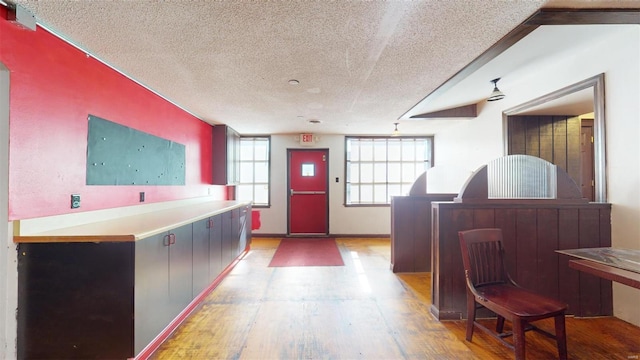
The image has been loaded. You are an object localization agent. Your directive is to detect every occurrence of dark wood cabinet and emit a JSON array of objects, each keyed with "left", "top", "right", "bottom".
[
  {"left": 212, "top": 125, "right": 240, "bottom": 185},
  {"left": 428, "top": 158, "right": 612, "bottom": 321},
  {"left": 431, "top": 202, "right": 612, "bottom": 320},
  {"left": 17, "top": 242, "right": 135, "bottom": 359},
  {"left": 390, "top": 194, "right": 455, "bottom": 273},
  {"left": 15, "top": 202, "right": 251, "bottom": 359}
]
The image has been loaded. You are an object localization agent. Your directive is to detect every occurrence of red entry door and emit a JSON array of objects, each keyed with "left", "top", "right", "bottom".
[{"left": 288, "top": 149, "right": 329, "bottom": 236}]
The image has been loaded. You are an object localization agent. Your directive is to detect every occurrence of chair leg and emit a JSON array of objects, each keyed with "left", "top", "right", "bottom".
[
  {"left": 496, "top": 315, "right": 505, "bottom": 334},
  {"left": 513, "top": 318, "right": 526, "bottom": 360},
  {"left": 465, "top": 294, "right": 476, "bottom": 341},
  {"left": 554, "top": 314, "right": 568, "bottom": 360}
]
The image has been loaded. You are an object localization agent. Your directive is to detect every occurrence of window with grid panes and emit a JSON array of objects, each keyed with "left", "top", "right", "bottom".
[
  {"left": 345, "top": 137, "right": 433, "bottom": 205},
  {"left": 237, "top": 136, "right": 270, "bottom": 207}
]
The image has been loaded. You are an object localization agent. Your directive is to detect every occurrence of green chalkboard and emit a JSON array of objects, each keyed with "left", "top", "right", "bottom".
[{"left": 86, "top": 115, "right": 186, "bottom": 185}]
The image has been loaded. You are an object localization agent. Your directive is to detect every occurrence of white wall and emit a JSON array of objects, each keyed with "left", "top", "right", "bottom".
[
  {"left": 1, "top": 63, "right": 17, "bottom": 359},
  {"left": 255, "top": 134, "right": 392, "bottom": 236},
  {"left": 434, "top": 26, "right": 640, "bottom": 326}
]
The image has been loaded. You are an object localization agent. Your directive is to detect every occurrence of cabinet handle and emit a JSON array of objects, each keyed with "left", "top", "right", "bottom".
[
  {"left": 163, "top": 234, "right": 171, "bottom": 247},
  {"left": 169, "top": 233, "right": 176, "bottom": 245},
  {"left": 208, "top": 219, "right": 214, "bottom": 228}
]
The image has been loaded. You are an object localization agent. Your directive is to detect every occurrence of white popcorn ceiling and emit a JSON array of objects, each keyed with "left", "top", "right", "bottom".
[{"left": 11, "top": 0, "right": 640, "bottom": 135}]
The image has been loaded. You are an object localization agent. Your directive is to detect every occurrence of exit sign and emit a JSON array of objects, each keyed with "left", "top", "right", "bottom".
[{"left": 300, "top": 133, "right": 315, "bottom": 145}]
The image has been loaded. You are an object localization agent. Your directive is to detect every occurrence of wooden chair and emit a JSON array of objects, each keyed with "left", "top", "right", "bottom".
[{"left": 458, "top": 228, "right": 568, "bottom": 360}]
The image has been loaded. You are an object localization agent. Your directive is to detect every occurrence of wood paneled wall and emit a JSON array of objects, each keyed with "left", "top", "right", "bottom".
[
  {"left": 390, "top": 194, "right": 456, "bottom": 272},
  {"left": 508, "top": 115, "right": 581, "bottom": 186},
  {"left": 430, "top": 202, "right": 612, "bottom": 320}
]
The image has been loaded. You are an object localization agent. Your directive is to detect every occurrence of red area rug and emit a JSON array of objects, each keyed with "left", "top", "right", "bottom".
[{"left": 268, "top": 238, "right": 344, "bottom": 267}]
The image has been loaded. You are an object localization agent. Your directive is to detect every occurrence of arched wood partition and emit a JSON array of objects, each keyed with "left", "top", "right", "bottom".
[{"left": 431, "top": 156, "right": 612, "bottom": 320}]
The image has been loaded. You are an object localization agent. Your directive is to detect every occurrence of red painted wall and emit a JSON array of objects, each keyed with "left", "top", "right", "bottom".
[{"left": 0, "top": 12, "right": 225, "bottom": 220}]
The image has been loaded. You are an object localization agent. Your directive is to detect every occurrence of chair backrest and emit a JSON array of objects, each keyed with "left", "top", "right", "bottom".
[{"left": 459, "top": 228, "right": 510, "bottom": 288}]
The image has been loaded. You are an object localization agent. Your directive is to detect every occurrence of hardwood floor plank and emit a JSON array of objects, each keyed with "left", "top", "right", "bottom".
[{"left": 151, "top": 238, "right": 640, "bottom": 360}]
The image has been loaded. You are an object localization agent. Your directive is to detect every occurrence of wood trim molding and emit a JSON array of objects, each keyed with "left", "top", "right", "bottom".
[
  {"left": 526, "top": 9, "right": 640, "bottom": 25},
  {"left": 409, "top": 104, "right": 477, "bottom": 119}
]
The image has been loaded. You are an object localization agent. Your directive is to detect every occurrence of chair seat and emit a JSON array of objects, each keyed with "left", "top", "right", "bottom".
[{"left": 476, "top": 284, "right": 567, "bottom": 318}]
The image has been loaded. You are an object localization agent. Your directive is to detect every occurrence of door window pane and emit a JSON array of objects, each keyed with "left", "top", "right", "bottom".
[{"left": 301, "top": 163, "right": 315, "bottom": 177}]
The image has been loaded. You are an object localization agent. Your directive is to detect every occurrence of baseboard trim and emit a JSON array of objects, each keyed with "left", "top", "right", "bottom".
[
  {"left": 252, "top": 233, "right": 390, "bottom": 239},
  {"left": 330, "top": 234, "right": 390, "bottom": 238}
]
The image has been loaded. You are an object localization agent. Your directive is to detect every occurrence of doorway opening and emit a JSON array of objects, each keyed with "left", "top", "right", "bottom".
[{"left": 504, "top": 74, "right": 606, "bottom": 202}]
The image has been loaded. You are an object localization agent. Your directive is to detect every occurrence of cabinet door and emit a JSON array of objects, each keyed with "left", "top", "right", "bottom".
[
  {"left": 227, "top": 127, "right": 240, "bottom": 184},
  {"left": 209, "top": 214, "right": 223, "bottom": 281},
  {"left": 212, "top": 125, "right": 240, "bottom": 185},
  {"left": 231, "top": 208, "right": 240, "bottom": 257},
  {"left": 134, "top": 232, "right": 170, "bottom": 354},
  {"left": 221, "top": 210, "right": 234, "bottom": 265},
  {"left": 192, "top": 219, "right": 210, "bottom": 298},
  {"left": 168, "top": 224, "right": 193, "bottom": 319},
  {"left": 238, "top": 206, "right": 248, "bottom": 254}
]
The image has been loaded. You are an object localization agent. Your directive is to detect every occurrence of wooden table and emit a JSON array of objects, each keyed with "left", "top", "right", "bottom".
[{"left": 557, "top": 248, "right": 640, "bottom": 290}]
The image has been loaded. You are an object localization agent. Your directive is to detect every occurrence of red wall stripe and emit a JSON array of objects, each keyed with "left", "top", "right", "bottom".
[{"left": 0, "top": 12, "right": 224, "bottom": 220}]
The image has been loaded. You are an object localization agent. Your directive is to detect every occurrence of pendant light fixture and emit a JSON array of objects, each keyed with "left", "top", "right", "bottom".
[
  {"left": 487, "top": 78, "right": 505, "bottom": 102},
  {"left": 391, "top": 122, "right": 400, "bottom": 137}
]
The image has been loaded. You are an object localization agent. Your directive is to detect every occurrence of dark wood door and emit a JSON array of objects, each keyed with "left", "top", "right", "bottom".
[{"left": 581, "top": 119, "right": 595, "bottom": 201}]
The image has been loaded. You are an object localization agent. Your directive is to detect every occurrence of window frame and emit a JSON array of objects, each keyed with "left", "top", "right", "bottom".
[
  {"left": 237, "top": 135, "right": 271, "bottom": 208},
  {"left": 344, "top": 136, "right": 434, "bottom": 207}
]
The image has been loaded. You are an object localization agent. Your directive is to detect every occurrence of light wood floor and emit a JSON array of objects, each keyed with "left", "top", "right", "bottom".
[{"left": 152, "top": 238, "right": 640, "bottom": 359}]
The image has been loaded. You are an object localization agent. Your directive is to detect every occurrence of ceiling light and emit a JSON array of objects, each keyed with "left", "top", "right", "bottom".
[
  {"left": 487, "top": 78, "right": 505, "bottom": 101},
  {"left": 391, "top": 122, "right": 400, "bottom": 137},
  {"left": 288, "top": 79, "right": 300, "bottom": 85}
]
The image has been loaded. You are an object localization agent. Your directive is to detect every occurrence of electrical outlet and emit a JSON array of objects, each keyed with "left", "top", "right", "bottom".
[
  {"left": 71, "top": 194, "right": 80, "bottom": 209},
  {"left": 139, "top": 192, "right": 145, "bottom": 202}
]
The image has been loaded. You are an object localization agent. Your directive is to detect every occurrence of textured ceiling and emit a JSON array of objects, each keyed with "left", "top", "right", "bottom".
[{"left": 10, "top": 0, "right": 640, "bottom": 135}]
